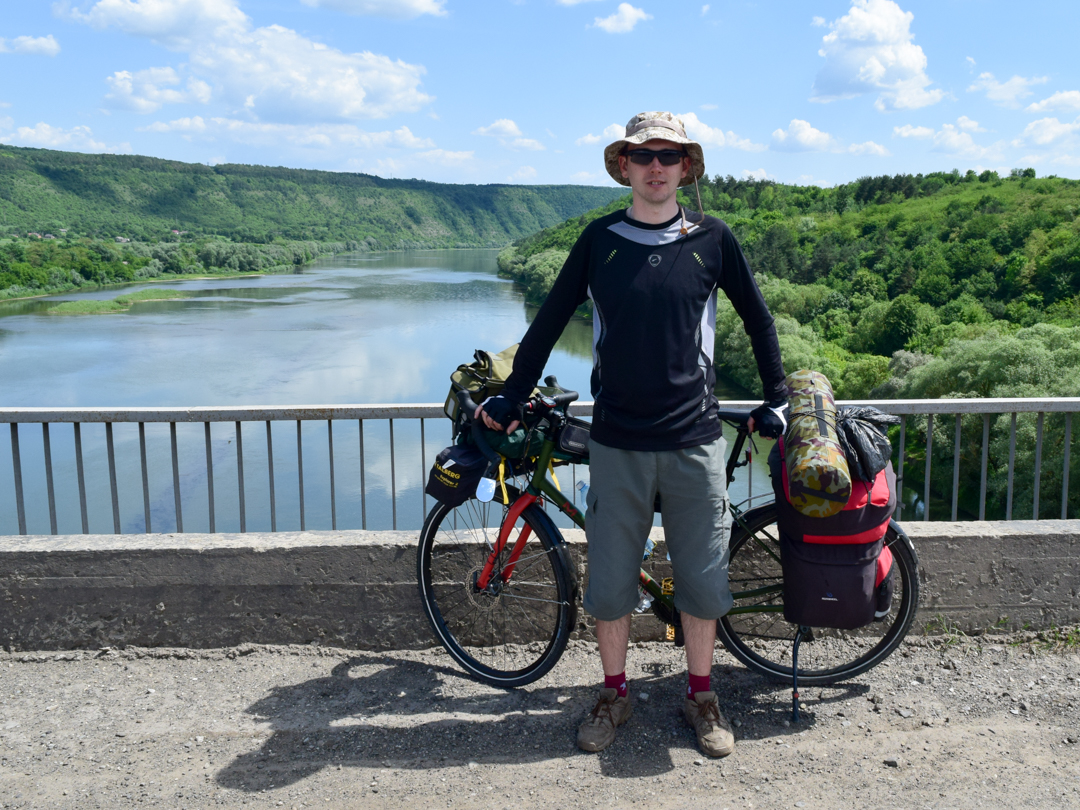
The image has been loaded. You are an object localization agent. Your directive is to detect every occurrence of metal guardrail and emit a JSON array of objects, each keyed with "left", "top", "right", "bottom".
[{"left": 1, "top": 398, "right": 1078, "bottom": 536}]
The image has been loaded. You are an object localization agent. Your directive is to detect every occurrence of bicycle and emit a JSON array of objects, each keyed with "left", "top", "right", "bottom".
[{"left": 417, "top": 382, "right": 920, "bottom": 699}]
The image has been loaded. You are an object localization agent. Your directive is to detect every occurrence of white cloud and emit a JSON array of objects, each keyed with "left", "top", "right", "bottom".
[
  {"left": 570, "top": 170, "right": 601, "bottom": 181},
  {"left": 575, "top": 133, "right": 602, "bottom": 145},
  {"left": 0, "top": 35, "right": 61, "bottom": 56},
  {"left": 0, "top": 122, "right": 130, "bottom": 153},
  {"left": 299, "top": 0, "right": 447, "bottom": 18},
  {"left": 603, "top": 123, "right": 624, "bottom": 138},
  {"left": 105, "top": 67, "right": 212, "bottom": 113},
  {"left": 811, "top": 16, "right": 826, "bottom": 27},
  {"left": 141, "top": 116, "right": 435, "bottom": 150},
  {"left": 592, "top": 3, "right": 651, "bottom": 34},
  {"left": 1026, "top": 91, "right": 1080, "bottom": 114},
  {"left": 771, "top": 119, "right": 834, "bottom": 151},
  {"left": 956, "top": 116, "right": 985, "bottom": 132},
  {"left": 812, "top": 0, "right": 943, "bottom": 111},
  {"left": 967, "top": 72, "right": 1047, "bottom": 108},
  {"left": 742, "top": 168, "right": 776, "bottom": 181},
  {"left": 932, "top": 123, "right": 992, "bottom": 158},
  {"left": 894, "top": 123, "right": 934, "bottom": 138},
  {"left": 474, "top": 119, "right": 523, "bottom": 137},
  {"left": 701, "top": 4, "right": 710, "bottom": 15},
  {"left": 679, "top": 112, "right": 765, "bottom": 152},
  {"left": 966, "top": 56, "right": 976, "bottom": 68},
  {"left": 508, "top": 166, "right": 537, "bottom": 181},
  {"left": 66, "top": 0, "right": 432, "bottom": 121},
  {"left": 512, "top": 137, "right": 545, "bottom": 151},
  {"left": 700, "top": 103, "right": 718, "bottom": 110},
  {"left": 848, "top": 140, "right": 889, "bottom": 156},
  {"left": 1015, "top": 117, "right": 1080, "bottom": 146}
]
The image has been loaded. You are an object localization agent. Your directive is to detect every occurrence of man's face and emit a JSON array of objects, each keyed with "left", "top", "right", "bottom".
[{"left": 617, "top": 138, "right": 691, "bottom": 207}]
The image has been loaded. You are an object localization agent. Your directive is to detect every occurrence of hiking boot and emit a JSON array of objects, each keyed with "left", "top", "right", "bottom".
[
  {"left": 576, "top": 688, "right": 632, "bottom": 752},
  {"left": 684, "top": 691, "right": 735, "bottom": 758}
]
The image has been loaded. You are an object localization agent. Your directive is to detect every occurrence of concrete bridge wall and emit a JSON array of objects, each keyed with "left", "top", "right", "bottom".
[{"left": 0, "top": 521, "right": 1077, "bottom": 652}]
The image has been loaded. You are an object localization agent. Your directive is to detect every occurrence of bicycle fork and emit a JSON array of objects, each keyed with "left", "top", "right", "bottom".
[{"left": 475, "top": 494, "right": 537, "bottom": 591}]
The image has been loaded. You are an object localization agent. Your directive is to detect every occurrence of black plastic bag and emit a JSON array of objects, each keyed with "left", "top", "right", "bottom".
[{"left": 835, "top": 406, "right": 900, "bottom": 483}]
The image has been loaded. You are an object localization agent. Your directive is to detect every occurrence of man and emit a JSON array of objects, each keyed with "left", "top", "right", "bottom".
[{"left": 479, "top": 111, "right": 786, "bottom": 757}]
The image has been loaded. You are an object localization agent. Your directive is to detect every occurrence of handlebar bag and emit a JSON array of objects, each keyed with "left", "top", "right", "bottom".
[
  {"left": 425, "top": 444, "right": 487, "bottom": 507},
  {"left": 554, "top": 416, "right": 591, "bottom": 459},
  {"left": 768, "top": 442, "right": 897, "bottom": 629}
]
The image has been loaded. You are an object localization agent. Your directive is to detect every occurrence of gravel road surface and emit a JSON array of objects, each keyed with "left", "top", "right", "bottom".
[{"left": 1, "top": 634, "right": 1078, "bottom": 809}]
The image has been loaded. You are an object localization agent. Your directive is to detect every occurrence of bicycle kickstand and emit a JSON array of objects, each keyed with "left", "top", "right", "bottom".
[{"left": 790, "top": 626, "right": 810, "bottom": 723}]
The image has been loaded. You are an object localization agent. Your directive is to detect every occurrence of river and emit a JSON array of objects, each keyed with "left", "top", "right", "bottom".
[{"left": 0, "top": 250, "right": 766, "bottom": 534}]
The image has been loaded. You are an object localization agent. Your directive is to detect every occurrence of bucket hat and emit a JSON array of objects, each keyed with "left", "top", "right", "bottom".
[{"left": 603, "top": 111, "right": 705, "bottom": 187}]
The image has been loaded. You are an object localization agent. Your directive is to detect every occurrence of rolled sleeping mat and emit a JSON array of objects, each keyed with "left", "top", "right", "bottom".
[{"left": 783, "top": 369, "right": 852, "bottom": 518}]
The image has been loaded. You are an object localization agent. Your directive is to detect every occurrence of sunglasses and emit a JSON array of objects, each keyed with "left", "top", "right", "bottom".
[{"left": 624, "top": 149, "right": 687, "bottom": 166}]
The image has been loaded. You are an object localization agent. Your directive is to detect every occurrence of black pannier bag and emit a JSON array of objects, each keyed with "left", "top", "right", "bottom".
[
  {"left": 425, "top": 444, "right": 487, "bottom": 507},
  {"left": 769, "top": 443, "right": 897, "bottom": 629}
]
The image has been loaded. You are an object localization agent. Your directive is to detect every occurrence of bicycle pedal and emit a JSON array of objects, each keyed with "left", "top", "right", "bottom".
[{"left": 665, "top": 625, "right": 675, "bottom": 642}]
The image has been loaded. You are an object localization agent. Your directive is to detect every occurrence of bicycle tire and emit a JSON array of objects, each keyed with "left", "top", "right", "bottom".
[
  {"left": 716, "top": 504, "right": 920, "bottom": 686},
  {"left": 417, "top": 496, "right": 578, "bottom": 688}
]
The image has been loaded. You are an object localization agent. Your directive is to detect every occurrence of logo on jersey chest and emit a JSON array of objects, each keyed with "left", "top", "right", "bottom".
[{"left": 647, "top": 254, "right": 662, "bottom": 267}]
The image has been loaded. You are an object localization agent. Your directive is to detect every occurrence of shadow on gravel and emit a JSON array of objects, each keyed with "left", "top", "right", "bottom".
[{"left": 215, "top": 653, "right": 873, "bottom": 790}]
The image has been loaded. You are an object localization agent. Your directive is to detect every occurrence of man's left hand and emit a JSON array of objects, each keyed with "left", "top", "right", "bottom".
[{"left": 748, "top": 402, "right": 788, "bottom": 439}]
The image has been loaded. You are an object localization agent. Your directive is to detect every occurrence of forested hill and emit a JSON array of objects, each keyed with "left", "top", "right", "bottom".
[
  {"left": 0, "top": 146, "right": 624, "bottom": 247},
  {"left": 499, "top": 169, "right": 1080, "bottom": 519}
]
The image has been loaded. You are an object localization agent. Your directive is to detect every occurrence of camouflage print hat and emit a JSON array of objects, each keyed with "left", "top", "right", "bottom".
[{"left": 603, "top": 111, "right": 705, "bottom": 188}]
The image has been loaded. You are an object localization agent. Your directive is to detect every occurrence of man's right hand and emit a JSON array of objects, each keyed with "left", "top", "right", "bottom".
[{"left": 476, "top": 395, "right": 520, "bottom": 434}]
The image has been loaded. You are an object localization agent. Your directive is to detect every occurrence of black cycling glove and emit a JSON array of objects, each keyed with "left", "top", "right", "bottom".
[
  {"left": 749, "top": 401, "right": 788, "bottom": 439},
  {"left": 480, "top": 395, "right": 521, "bottom": 430}
]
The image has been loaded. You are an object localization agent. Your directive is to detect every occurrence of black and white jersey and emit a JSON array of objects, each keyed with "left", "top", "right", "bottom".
[{"left": 503, "top": 207, "right": 785, "bottom": 452}]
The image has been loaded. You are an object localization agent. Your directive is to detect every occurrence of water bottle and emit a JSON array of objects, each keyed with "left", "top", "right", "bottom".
[
  {"left": 634, "top": 585, "right": 654, "bottom": 614},
  {"left": 575, "top": 480, "right": 589, "bottom": 512},
  {"left": 642, "top": 537, "right": 656, "bottom": 561}
]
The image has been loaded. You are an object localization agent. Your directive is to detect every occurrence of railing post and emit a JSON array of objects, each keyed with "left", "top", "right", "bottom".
[
  {"left": 296, "top": 420, "right": 305, "bottom": 532},
  {"left": 979, "top": 414, "right": 989, "bottom": 520},
  {"left": 170, "top": 422, "right": 183, "bottom": 533},
  {"left": 1032, "top": 412, "right": 1044, "bottom": 520},
  {"left": 389, "top": 418, "right": 397, "bottom": 530},
  {"left": 951, "top": 414, "right": 961, "bottom": 521},
  {"left": 42, "top": 423, "right": 58, "bottom": 535},
  {"left": 139, "top": 422, "right": 152, "bottom": 533},
  {"left": 235, "top": 421, "right": 246, "bottom": 533},
  {"left": 328, "top": 420, "right": 337, "bottom": 531},
  {"left": 74, "top": 422, "right": 89, "bottom": 534},
  {"left": 896, "top": 415, "right": 906, "bottom": 521},
  {"left": 359, "top": 420, "right": 367, "bottom": 531},
  {"left": 1006, "top": 413, "right": 1017, "bottom": 521},
  {"left": 266, "top": 421, "right": 276, "bottom": 532},
  {"left": 923, "top": 413, "right": 933, "bottom": 522},
  {"left": 1063, "top": 413, "right": 1072, "bottom": 520},
  {"left": 420, "top": 418, "right": 427, "bottom": 521},
  {"left": 9, "top": 424, "right": 26, "bottom": 536},
  {"left": 106, "top": 423, "right": 121, "bottom": 534},
  {"left": 204, "top": 422, "right": 216, "bottom": 533}
]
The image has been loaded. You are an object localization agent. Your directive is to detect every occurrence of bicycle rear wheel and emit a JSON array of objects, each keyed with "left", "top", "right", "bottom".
[
  {"left": 716, "top": 504, "right": 919, "bottom": 686},
  {"left": 417, "top": 496, "right": 578, "bottom": 688}
]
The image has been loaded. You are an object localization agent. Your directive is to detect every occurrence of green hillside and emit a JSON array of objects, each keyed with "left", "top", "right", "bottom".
[
  {"left": 0, "top": 146, "right": 623, "bottom": 247},
  {"left": 499, "top": 169, "right": 1080, "bottom": 519}
]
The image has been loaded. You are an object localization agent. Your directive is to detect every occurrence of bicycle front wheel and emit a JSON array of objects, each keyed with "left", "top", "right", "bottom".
[
  {"left": 717, "top": 504, "right": 920, "bottom": 686},
  {"left": 417, "top": 496, "right": 578, "bottom": 688}
]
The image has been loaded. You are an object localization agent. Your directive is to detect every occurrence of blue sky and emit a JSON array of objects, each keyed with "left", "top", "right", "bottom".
[{"left": 2, "top": 0, "right": 1079, "bottom": 187}]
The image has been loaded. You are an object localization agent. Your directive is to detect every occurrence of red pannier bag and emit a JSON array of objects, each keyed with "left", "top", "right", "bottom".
[{"left": 768, "top": 442, "right": 897, "bottom": 629}]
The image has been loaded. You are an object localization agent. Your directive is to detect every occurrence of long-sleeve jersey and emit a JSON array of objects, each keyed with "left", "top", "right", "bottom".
[{"left": 502, "top": 207, "right": 786, "bottom": 451}]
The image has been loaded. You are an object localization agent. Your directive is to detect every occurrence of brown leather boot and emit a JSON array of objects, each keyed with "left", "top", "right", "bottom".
[
  {"left": 576, "top": 688, "right": 633, "bottom": 752},
  {"left": 684, "top": 691, "right": 735, "bottom": 757}
]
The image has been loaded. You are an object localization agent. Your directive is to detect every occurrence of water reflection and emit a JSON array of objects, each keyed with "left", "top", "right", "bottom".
[{"left": 0, "top": 249, "right": 765, "bottom": 534}]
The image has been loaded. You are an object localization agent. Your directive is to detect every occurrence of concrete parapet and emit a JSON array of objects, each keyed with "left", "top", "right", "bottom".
[{"left": 0, "top": 521, "right": 1076, "bottom": 651}]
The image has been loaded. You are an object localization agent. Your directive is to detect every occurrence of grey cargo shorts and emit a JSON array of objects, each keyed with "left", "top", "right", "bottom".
[{"left": 582, "top": 436, "right": 733, "bottom": 621}]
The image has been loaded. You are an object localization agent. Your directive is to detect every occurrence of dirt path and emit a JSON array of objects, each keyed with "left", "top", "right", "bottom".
[{"left": 1, "top": 635, "right": 1078, "bottom": 809}]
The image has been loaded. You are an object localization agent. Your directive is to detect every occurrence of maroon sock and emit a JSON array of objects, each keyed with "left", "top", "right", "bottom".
[
  {"left": 687, "top": 673, "right": 711, "bottom": 698},
  {"left": 604, "top": 672, "right": 628, "bottom": 697}
]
